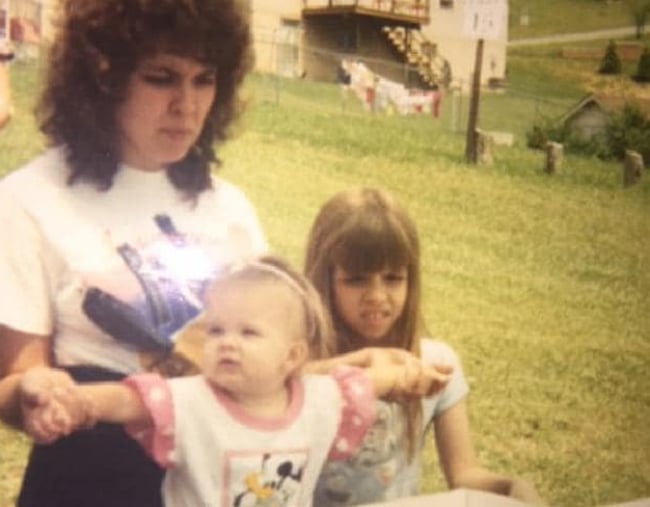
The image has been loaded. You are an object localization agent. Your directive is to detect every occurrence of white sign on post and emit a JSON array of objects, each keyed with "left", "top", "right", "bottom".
[{"left": 462, "top": 0, "right": 506, "bottom": 40}]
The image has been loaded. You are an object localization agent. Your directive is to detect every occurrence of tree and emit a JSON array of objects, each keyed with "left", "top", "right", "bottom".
[
  {"left": 634, "top": 46, "right": 650, "bottom": 82},
  {"left": 599, "top": 40, "right": 622, "bottom": 75},
  {"left": 631, "top": 0, "right": 650, "bottom": 39}
]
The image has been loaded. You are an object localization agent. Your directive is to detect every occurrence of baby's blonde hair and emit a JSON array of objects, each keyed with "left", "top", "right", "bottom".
[{"left": 210, "top": 255, "right": 336, "bottom": 360}]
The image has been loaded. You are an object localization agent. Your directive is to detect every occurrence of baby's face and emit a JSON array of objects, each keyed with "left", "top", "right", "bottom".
[{"left": 200, "top": 278, "right": 306, "bottom": 401}]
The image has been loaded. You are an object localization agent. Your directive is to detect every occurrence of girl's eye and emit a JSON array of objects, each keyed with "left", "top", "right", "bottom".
[
  {"left": 342, "top": 276, "right": 368, "bottom": 286},
  {"left": 384, "top": 272, "right": 406, "bottom": 285}
]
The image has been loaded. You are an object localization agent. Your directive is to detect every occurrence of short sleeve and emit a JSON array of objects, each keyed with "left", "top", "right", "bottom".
[
  {"left": 123, "top": 373, "right": 176, "bottom": 468},
  {"left": 421, "top": 339, "right": 469, "bottom": 420},
  {"left": 328, "top": 366, "right": 376, "bottom": 460},
  {"left": 0, "top": 188, "right": 55, "bottom": 334}
]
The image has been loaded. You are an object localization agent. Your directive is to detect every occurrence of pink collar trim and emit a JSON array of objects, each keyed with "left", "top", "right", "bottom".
[{"left": 206, "top": 377, "right": 305, "bottom": 431}]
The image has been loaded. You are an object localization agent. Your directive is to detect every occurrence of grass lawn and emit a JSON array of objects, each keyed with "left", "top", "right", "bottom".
[
  {"left": 508, "top": 0, "right": 643, "bottom": 39},
  {"left": 1, "top": 49, "right": 649, "bottom": 507}
]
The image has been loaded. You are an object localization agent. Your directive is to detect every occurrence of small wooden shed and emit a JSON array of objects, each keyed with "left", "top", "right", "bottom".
[{"left": 561, "top": 94, "right": 610, "bottom": 141}]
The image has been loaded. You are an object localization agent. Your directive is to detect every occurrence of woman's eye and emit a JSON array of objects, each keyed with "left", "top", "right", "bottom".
[
  {"left": 142, "top": 73, "right": 174, "bottom": 87},
  {"left": 194, "top": 71, "right": 217, "bottom": 87}
]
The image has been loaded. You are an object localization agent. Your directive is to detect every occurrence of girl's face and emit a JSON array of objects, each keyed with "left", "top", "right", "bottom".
[
  {"left": 201, "top": 279, "right": 307, "bottom": 403},
  {"left": 332, "top": 265, "right": 408, "bottom": 345},
  {"left": 115, "top": 53, "right": 217, "bottom": 171}
]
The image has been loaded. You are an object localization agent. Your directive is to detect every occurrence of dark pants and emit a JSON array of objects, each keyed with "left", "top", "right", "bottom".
[{"left": 18, "top": 366, "right": 164, "bottom": 507}]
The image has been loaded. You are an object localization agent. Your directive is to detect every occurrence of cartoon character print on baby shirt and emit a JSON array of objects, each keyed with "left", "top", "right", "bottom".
[
  {"left": 230, "top": 452, "right": 306, "bottom": 507},
  {"left": 314, "top": 400, "right": 406, "bottom": 505},
  {"left": 82, "top": 214, "right": 215, "bottom": 375}
]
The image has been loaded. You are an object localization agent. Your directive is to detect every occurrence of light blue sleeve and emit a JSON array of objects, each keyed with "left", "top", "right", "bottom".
[{"left": 420, "top": 338, "right": 469, "bottom": 424}]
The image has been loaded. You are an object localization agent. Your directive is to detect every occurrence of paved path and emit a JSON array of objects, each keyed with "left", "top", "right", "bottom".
[{"left": 508, "top": 25, "right": 650, "bottom": 47}]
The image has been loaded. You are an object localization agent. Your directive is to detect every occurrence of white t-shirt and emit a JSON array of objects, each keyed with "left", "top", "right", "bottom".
[
  {"left": 124, "top": 369, "right": 376, "bottom": 507},
  {"left": 313, "top": 339, "right": 469, "bottom": 505},
  {"left": 0, "top": 147, "right": 267, "bottom": 374}
]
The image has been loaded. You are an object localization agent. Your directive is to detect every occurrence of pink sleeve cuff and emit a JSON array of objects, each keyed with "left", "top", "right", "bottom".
[
  {"left": 123, "top": 373, "right": 175, "bottom": 468},
  {"left": 328, "top": 366, "right": 376, "bottom": 460}
]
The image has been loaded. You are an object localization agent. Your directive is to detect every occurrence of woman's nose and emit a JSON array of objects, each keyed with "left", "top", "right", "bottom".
[{"left": 171, "top": 83, "right": 197, "bottom": 115}]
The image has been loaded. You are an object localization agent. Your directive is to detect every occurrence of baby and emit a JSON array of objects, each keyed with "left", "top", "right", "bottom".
[{"left": 21, "top": 256, "right": 450, "bottom": 507}]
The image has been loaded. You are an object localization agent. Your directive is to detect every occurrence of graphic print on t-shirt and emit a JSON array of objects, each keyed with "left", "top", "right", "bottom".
[
  {"left": 82, "top": 214, "right": 216, "bottom": 374},
  {"left": 314, "top": 401, "right": 405, "bottom": 505},
  {"left": 226, "top": 450, "right": 307, "bottom": 507}
]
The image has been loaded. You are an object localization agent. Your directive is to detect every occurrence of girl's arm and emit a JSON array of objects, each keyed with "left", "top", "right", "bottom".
[
  {"left": 434, "top": 400, "right": 545, "bottom": 504},
  {"left": 306, "top": 348, "right": 452, "bottom": 399},
  {"left": 304, "top": 348, "right": 373, "bottom": 374},
  {"left": 0, "top": 57, "right": 12, "bottom": 129}
]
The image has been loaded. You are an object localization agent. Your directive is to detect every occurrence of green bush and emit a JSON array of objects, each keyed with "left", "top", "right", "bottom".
[
  {"left": 599, "top": 40, "right": 622, "bottom": 74},
  {"left": 527, "top": 104, "right": 650, "bottom": 162},
  {"left": 525, "top": 116, "right": 567, "bottom": 150},
  {"left": 605, "top": 104, "right": 650, "bottom": 162},
  {"left": 633, "top": 46, "right": 650, "bottom": 82}
]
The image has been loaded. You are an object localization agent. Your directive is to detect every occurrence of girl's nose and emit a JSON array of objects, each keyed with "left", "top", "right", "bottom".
[{"left": 364, "top": 278, "right": 387, "bottom": 302}]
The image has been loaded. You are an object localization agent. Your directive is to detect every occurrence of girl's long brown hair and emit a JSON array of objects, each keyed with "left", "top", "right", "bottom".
[{"left": 304, "top": 187, "right": 424, "bottom": 460}]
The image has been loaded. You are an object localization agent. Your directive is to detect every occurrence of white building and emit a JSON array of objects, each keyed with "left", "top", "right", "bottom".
[{"left": 251, "top": 0, "right": 508, "bottom": 91}]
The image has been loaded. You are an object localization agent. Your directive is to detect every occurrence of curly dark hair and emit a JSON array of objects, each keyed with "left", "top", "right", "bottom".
[{"left": 37, "top": 0, "right": 253, "bottom": 196}]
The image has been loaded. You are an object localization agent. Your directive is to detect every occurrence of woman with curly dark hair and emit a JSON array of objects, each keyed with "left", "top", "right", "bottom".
[{"left": 0, "top": 1, "right": 266, "bottom": 505}]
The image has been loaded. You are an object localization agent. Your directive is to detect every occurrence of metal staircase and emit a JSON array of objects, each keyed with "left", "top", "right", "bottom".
[{"left": 382, "top": 25, "right": 451, "bottom": 88}]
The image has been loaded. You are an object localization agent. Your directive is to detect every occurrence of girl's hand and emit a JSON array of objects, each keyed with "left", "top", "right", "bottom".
[
  {"left": 509, "top": 477, "right": 547, "bottom": 505},
  {"left": 19, "top": 367, "right": 96, "bottom": 444},
  {"left": 386, "top": 362, "right": 452, "bottom": 401},
  {"left": 361, "top": 348, "right": 453, "bottom": 400},
  {"left": 369, "top": 361, "right": 452, "bottom": 401}
]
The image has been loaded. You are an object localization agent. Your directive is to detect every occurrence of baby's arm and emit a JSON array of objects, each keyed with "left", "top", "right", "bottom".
[
  {"left": 80, "top": 382, "right": 152, "bottom": 426},
  {"left": 21, "top": 370, "right": 153, "bottom": 443}
]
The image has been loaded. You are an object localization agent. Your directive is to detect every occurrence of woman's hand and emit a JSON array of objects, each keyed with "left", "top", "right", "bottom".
[{"left": 19, "top": 367, "right": 96, "bottom": 444}]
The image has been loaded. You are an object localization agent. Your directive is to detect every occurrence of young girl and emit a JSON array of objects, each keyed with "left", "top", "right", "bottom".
[
  {"left": 304, "top": 187, "right": 545, "bottom": 505},
  {"left": 22, "top": 256, "right": 448, "bottom": 507}
]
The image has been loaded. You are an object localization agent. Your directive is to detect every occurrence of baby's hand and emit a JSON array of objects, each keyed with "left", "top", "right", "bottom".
[{"left": 20, "top": 367, "right": 96, "bottom": 444}]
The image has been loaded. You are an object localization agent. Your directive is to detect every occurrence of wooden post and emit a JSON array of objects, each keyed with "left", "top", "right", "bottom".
[
  {"left": 545, "top": 141, "right": 563, "bottom": 174},
  {"left": 623, "top": 150, "right": 644, "bottom": 187},
  {"left": 465, "top": 38, "right": 484, "bottom": 164},
  {"left": 476, "top": 129, "right": 494, "bottom": 166}
]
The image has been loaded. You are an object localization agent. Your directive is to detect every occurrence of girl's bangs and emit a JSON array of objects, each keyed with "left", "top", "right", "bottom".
[{"left": 333, "top": 216, "right": 412, "bottom": 274}]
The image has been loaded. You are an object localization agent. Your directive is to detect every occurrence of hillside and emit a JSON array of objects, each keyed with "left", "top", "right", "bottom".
[{"left": 508, "top": 0, "right": 642, "bottom": 39}]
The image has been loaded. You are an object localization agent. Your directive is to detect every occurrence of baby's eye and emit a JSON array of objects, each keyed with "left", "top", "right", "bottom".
[
  {"left": 207, "top": 325, "right": 224, "bottom": 337},
  {"left": 241, "top": 327, "right": 260, "bottom": 338}
]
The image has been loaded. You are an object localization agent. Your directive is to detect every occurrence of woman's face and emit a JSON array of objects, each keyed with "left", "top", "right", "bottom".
[
  {"left": 115, "top": 53, "right": 217, "bottom": 171},
  {"left": 332, "top": 265, "right": 408, "bottom": 346}
]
